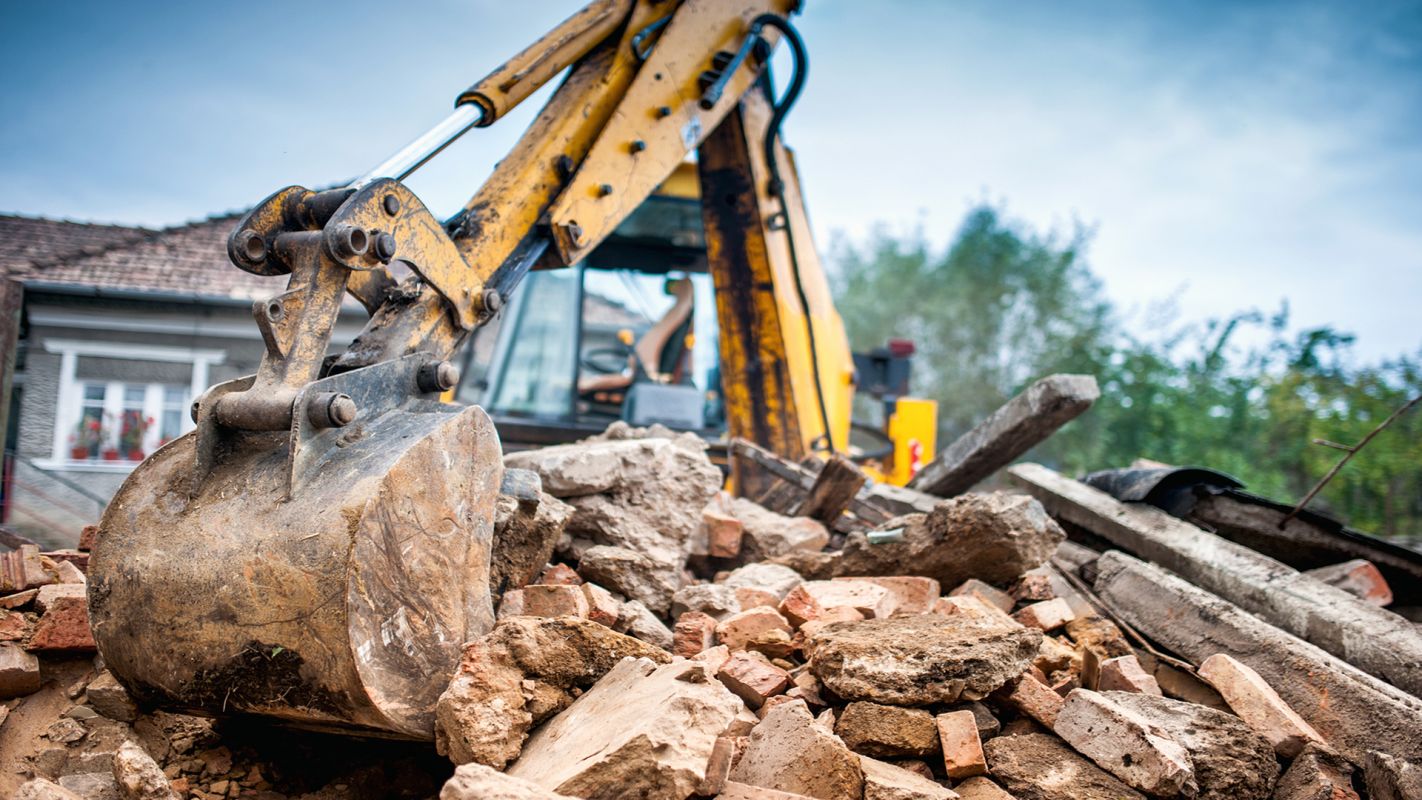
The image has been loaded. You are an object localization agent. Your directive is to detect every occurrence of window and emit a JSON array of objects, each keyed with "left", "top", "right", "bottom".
[{"left": 65, "top": 381, "right": 191, "bottom": 462}]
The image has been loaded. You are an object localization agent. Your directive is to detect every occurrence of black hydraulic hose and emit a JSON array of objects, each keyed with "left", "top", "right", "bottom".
[{"left": 750, "top": 15, "right": 835, "bottom": 454}]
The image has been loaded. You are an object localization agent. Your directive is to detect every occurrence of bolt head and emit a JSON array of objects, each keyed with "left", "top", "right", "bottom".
[
  {"left": 382, "top": 195, "right": 400, "bottom": 216},
  {"left": 480, "top": 289, "right": 502, "bottom": 313},
  {"left": 328, "top": 395, "right": 358, "bottom": 426},
  {"left": 374, "top": 232, "right": 397, "bottom": 262}
]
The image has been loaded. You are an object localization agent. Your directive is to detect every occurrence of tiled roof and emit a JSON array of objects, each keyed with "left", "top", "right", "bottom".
[{"left": 0, "top": 212, "right": 286, "bottom": 301}]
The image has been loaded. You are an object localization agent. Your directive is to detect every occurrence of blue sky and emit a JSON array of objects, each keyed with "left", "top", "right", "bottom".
[{"left": 3, "top": 1, "right": 1419, "bottom": 360}]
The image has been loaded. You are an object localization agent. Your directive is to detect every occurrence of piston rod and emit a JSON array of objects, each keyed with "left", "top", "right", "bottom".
[{"left": 351, "top": 104, "right": 485, "bottom": 188}]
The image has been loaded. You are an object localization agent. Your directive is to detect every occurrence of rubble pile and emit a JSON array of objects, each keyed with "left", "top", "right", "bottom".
[{"left": 2, "top": 421, "right": 1419, "bottom": 799}]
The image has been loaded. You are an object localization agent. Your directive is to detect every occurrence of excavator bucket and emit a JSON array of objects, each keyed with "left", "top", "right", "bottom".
[{"left": 89, "top": 389, "right": 502, "bottom": 738}]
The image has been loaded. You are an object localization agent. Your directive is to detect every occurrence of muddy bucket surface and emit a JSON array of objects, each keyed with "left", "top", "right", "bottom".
[{"left": 88, "top": 402, "right": 501, "bottom": 738}]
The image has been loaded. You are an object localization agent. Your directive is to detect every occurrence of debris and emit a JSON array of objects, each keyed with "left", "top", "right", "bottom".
[
  {"left": 999, "top": 672, "right": 1064, "bottom": 728},
  {"left": 14, "top": 779, "right": 86, "bottom": 800},
  {"left": 112, "top": 741, "right": 179, "bottom": 800},
  {"left": 1092, "top": 550, "right": 1422, "bottom": 762},
  {"left": 826, "top": 492, "right": 1065, "bottom": 587},
  {"left": 719, "top": 562, "right": 805, "bottom": 600},
  {"left": 859, "top": 755, "right": 958, "bottom": 800},
  {"left": 935, "top": 709, "right": 987, "bottom": 779},
  {"left": 614, "top": 599, "right": 674, "bottom": 650},
  {"left": 439, "top": 762, "right": 574, "bottom": 799},
  {"left": 1011, "top": 598, "right": 1074, "bottom": 631},
  {"left": 506, "top": 658, "right": 741, "bottom": 799},
  {"left": 1363, "top": 750, "right": 1422, "bottom": 800},
  {"left": 1, "top": 544, "right": 53, "bottom": 593},
  {"left": 1010, "top": 462, "right": 1422, "bottom": 697},
  {"left": 909, "top": 374, "right": 1099, "bottom": 497},
  {"left": 778, "top": 584, "right": 826, "bottom": 627},
  {"left": 833, "top": 701, "right": 940, "bottom": 758},
  {"left": 672, "top": 611, "right": 718, "bottom": 657},
  {"left": 577, "top": 545, "right": 678, "bottom": 616},
  {"left": 85, "top": 670, "right": 139, "bottom": 722},
  {"left": 0, "top": 641, "right": 42, "bottom": 697},
  {"left": 838, "top": 576, "right": 941, "bottom": 615},
  {"left": 1302, "top": 558, "right": 1393, "bottom": 607},
  {"left": 1053, "top": 688, "right": 1197, "bottom": 797},
  {"left": 26, "top": 591, "right": 95, "bottom": 652},
  {"left": 728, "top": 699, "right": 865, "bottom": 800},
  {"left": 950, "top": 776, "right": 1014, "bottom": 800},
  {"left": 717, "top": 650, "right": 791, "bottom": 709},
  {"left": 491, "top": 485, "right": 573, "bottom": 594},
  {"left": 715, "top": 606, "right": 793, "bottom": 652},
  {"left": 702, "top": 507, "right": 745, "bottom": 558},
  {"left": 1273, "top": 743, "right": 1360, "bottom": 800},
  {"left": 538, "top": 563, "right": 582, "bottom": 586},
  {"left": 809, "top": 614, "right": 1041, "bottom": 705},
  {"left": 949, "top": 579, "right": 1015, "bottom": 614},
  {"left": 521, "top": 584, "right": 591, "bottom": 619},
  {"left": 580, "top": 582, "right": 620, "bottom": 627},
  {"left": 671, "top": 583, "right": 741, "bottom": 619},
  {"left": 728, "top": 497, "right": 830, "bottom": 561},
  {"left": 718, "top": 781, "right": 816, "bottom": 799},
  {"left": 983, "top": 732, "right": 1145, "bottom": 800},
  {"left": 800, "top": 580, "right": 898, "bottom": 619},
  {"left": 1196, "top": 653, "right": 1324, "bottom": 757},
  {"left": 1097, "top": 654, "right": 1162, "bottom": 696}
]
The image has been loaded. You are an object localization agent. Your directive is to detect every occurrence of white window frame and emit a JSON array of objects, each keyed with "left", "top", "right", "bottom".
[{"left": 38, "top": 339, "right": 226, "bottom": 473}]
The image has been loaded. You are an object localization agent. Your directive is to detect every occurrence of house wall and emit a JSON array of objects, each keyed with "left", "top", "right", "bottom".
[{"left": 6, "top": 293, "right": 365, "bottom": 547}]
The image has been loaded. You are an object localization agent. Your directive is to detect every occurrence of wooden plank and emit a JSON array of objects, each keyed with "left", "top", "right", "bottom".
[
  {"left": 909, "top": 374, "right": 1099, "bottom": 496},
  {"left": 1009, "top": 461, "right": 1422, "bottom": 699},
  {"left": 1093, "top": 549, "right": 1422, "bottom": 763},
  {"left": 794, "top": 454, "right": 866, "bottom": 523},
  {"left": 729, "top": 439, "right": 892, "bottom": 527}
]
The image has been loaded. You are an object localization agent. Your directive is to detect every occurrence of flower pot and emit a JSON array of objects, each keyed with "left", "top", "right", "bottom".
[
  {"left": 126, "top": 449, "right": 145, "bottom": 461},
  {"left": 70, "top": 447, "right": 91, "bottom": 460},
  {"left": 102, "top": 450, "right": 121, "bottom": 461}
]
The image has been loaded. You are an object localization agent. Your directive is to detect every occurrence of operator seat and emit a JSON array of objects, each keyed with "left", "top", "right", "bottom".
[{"left": 578, "top": 277, "right": 694, "bottom": 401}]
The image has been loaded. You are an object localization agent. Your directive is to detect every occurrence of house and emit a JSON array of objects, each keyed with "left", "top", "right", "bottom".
[{"left": 0, "top": 213, "right": 364, "bottom": 547}]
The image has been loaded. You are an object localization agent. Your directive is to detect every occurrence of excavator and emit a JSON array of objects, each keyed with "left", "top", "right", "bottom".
[{"left": 88, "top": 0, "right": 937, "bottom": 740}]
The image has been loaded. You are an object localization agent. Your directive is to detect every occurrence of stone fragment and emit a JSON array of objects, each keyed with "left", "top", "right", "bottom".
[
  {"left": 718, "top": 650, "right": 791, "bottom": 709},
  {"left": 933, "top": 594, "right": 1017, "bottom": 626},
  {"left": 0, "top": 641, "right": 41, "bottom": 697},
  {"left": 1053, "top": 689, "right": 1197, "bottom": 797},
  {"left": 1273, "top": 743, "right": 1359, "bottom": 800},
  {"left": 984, "top": 733, "right": 1145, "bottom": 800},
  {"left": 835, "top": 701, "right": 939, "bottom": 758},
  {"left": 810, "top": 615, "right": 1040, "bottom": 705},
  {"left": 507, "top": 659, "right": 742, "bottom": 799},
  {"left": 0, "top": 588, "right": 38, "bottom": 609},
  {"left": 952, "top": 701, "right": 1001, "bottom": 740},
  {"left": 498, "top": 588, "right": 527, "bottom": 619},
  {"left": 15, "top": 779, "right": 86, "bottom": 800},
  {"left": 27, "top": 594, "right": 95, "bottom": 652},
  {"left": 696, "top": 736, "right": 739, "bottom": 795},
  {"left": 85, "top": 670, "right": 138, "bottom": 722},
  {"left": 580, "top": 582, "right": 620, "bottom": 627},
  {"left": 1034, "top": 636, "right": 1079, "bottom": 675},
  {"left": 435, "top": 616, "right": 670, "bottom": 768},
  {"left": 779, "top": 584, "right": 826, "bottom": 627},
  {"left": 577, "top": 545, "right": 678, "bottom": 616},
  {"left": 949, "top": 579, "right": 1015, "bottom": 613},
  {"left": 1010, "top": 571, "right": 1055, "bottom": 603},
  {"left": 538, "top": 563, "right": 582, "bottom": 585},
  {"left": 112, "top": 741, "right": 179, "bottom": 800},
  {"left": 36, "top": 582, "right": 85, "bottom": 613},
  {"left": 1012, "top": 598, "right": 1074, "bottom": 632},
  {"left": 999, "top": 673, "right": 1064, "bottom": 728},
  {"left": 55, "top": 560, "right": 86, "bottom": 585},
  {"left": 614, "top": 600, "right": 674, "bottom": 650},
  {"left": 703, "top": 508, "right": 744, "bottom": 558},
  {"left": 439, "top": 762, "right": 574, "bottom": 799},
  {"left": 1197, "top": 653, "right": 1325, "bottom": 758},
  {"left": 521, "top": 584, "right": 590, "bottom": 619},
  {"left": 735, "top": 587, "right": 780, "bottom": 611},
  {"left": 1303, "top": 559, "right": 1392, "bottom": 607},
  {"left": 859, "top": 755, "right": 959, "bottom": 800},
  {"left": 716, "top": 607, "right": 793, "bottom": 652},
  {"left": 1363, "top": 750, "right": 1422, "bottom": 800},
  {"left": 798, "top": 607, "right": 865, "bottom": 639},
  {"left": 671, "top": 583, "right": 740, "bottom": 620},
  {"left": 492, "top": 489, "right": 574, "bottom": 593},
  {"left": 1, "top": 544, "right": 53, "bottom": 592},
  {"left": 1107, "top": 690, "right": 1278, "bottom": 800},
  {"left": 673, "top": 611, "right": 718, "bottom": 657},
  {"left": 936, "top": 710, "right": 986, "bottom": 778},
  {"left": 951, "top": 777, "right": 1014, "bottom": 800},
  {"left": 692, "top": 644, "right": 731, "bottom": 675},
  {"left": 729, "top": 700, "right": 865, "bottom": 800},
  {"left": 830, "top": 493, "right": 1064, "bottom": 587},
  {"left": 1097, "top": 655, "right": 1162, "bottom": 696},
  {"left": 837, "top": 576, "right": 941, "bottom": 615},
  {"left": 729, "top": 497, "right": 830, "bottom": 561},
  {"left": 720, "top": 562, "right": 805, "bottom": 600},
  {"left": 719, "top": 782, "right": 816, "bottom": 800},
  {"left": 801, "top": 580, "right": 897, "bottom": 619}
]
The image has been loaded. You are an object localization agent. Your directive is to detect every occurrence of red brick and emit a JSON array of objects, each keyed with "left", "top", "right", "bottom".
[
  {"left": 521, "top": 584, "right": 590, "bottom": 619},
  {"left": 0, "top": 589, "right": 37, "bottom": 610},
  {"left": 1197, "top": 653, "right": 1324, "bottom": 758},
  {"left": 704, "top": 509, "right": 744, "bottom": 558},
  {"left": 673, "top": 611, "right": 719, "bottom": 657},
  {"left": 949, "top": 579, "right": 1015, "bottom": 613},
  {"left": 1097, "top": 654, "right": 1162, "bottom": 696},
  {"left": 693, "top": 644, "right": 732, "bottom": 674},
  {"left": 801, "top": 580, "right": 897, "bottom": 619},
  {"left": 1012, "top": 598, "right": 1075, "bottom": 631},
  {"left": 497, "top": 588, "right": 526, "bottom": 619},
  {"left": 717, "top": 651, "right": 791, "bottom": 709},
  {"left": 1304, "top": 559, "right": 1392, "bottom": 607},
  {"left": 537, "top": 563, "right": 582, "bottom": 586},
  {"left": 78, "top": 525, "right": 100, "bottom": 552},
  {"left": 25, "top": 596, "right": 95, "bottom": 652},
  {"left": 1000, "top": 673, "right": 1064, "bottom": 728},
  {"left": 735, "top": 587, "right": 780, "bottom": 612},
  {"left": 835, "top": 576, "right": 940, "bottom": 615},
  {"left": 779, "top": 584, "right": 825, "bottom": 628},
  {"left": 0, "top": 610, "right": 32, "bottom": 642},
  {"left": 1010, "top": 571, "right": 1055, "bottom": 602},
  {"left": 580, "top": 582, "right": 620, "bottom": 627},
  {"left": 936, "top": 709, "right": 987, "bottom": 779},
  {"left": 716, "top": 607, "right": 792, "bottom": 652}
]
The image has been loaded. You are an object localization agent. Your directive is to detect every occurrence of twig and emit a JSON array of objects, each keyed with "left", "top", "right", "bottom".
[{"left": 1282, "top": 394, "right": 1422, "bottom": 527}]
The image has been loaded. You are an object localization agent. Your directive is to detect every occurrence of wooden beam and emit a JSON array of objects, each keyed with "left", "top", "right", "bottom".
[
  {"left": 909, "top": 374, "right": 1098, "bottom": 497},
  {"left": 1009, "top": 462, "right": 1422, "bottom": 699},
  {"left": 794, "top": 454, "right": 867, "bottom": 524}
]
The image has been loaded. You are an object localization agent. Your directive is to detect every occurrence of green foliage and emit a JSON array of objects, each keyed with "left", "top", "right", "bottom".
[{"left": 830, "top": 206, "right": 1422, "bottom": 541}]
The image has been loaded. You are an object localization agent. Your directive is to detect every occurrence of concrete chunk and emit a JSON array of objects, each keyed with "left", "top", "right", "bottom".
[
  {"left": 1090, "top": 550, "right": 1422, "bottom": 762},
  {"left": 1197, "top": 653, "right": 1324, "bottom": 758},
  {"left": 729, "top": 700, "right": 864, "bottom": 800},
  {"left": 15, "top": 779, "right": 86, "bottom": 800},
  {"left": 719, "top": 782, "right": 816, "bottom": 800},
  {"left": 1012, "top": 598, "right": 1075, "bottom": 631},
  {"left": 112, "top": 741, "right": 179, "bottom": 800},
  {"left": 951, "top": 777, "right": 1014, "bottom": 800},
  {"left": 577, "top": 545, "right": 677, "bottom": 616},
  {"left": 716, "top": 607, "right": 793, "bottom": 652},
  {"left": 837, "top": 576, "right": 941, "bottom": 615},
  {"left": 508, "top": 658, "right": 742, "bottom": 799},
  {"left": 859, "top": 755, "right": 959, "bottom": 800},
  {"left": 1273, "top": 743, "right": 1359, "bottom": 800},
  {"left": 728, "top": 497, "right": 829, "bottom": 561},
  {"left": 984, "top": 733, "right": 1145, "bottom": 800},
  {"left": 521, "top": 584, "right": 590, "bottom": 619},
  {"left": 440, "top": 762, "right": 574, "bottom": 799},
  {"left": 835, "top": 701, "right": 940, "bottom": 758},
  {"left": 810, "top": 615, "right": 1041, "bottom": 706},
  {"left": 720, "top": 563, "right": 805, "bottom": 600},
  {"left": 0, "top": 641, "right": 41, "bottom": 697},
  {"left": 1053, "top": 689, "right": 1197, "bottom": 797},
  {"left": 949, "top": 579, "right": 1015, "bottom": 613},
  {"left": 1363, "top": 750, "right": 1422, "bottom": 800}
]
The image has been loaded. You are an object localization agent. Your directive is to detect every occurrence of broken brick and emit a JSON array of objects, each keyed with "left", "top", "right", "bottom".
[
  {"left": 835, "top": 701, "right": 939, "bottom": 758},
  {"left": 1197, "top": 652, "right": 1325, "bottom": 758},
  {"left": 579, "top": 582, "right": 620, "bottom": 627},
  {"left": 672, "top": 611, "right": 718, "bottom": 657},
  {"left": 717, "top": 650, "right": 791, "bottom": 709},
  {"left": 0, "top": 642, "right": 41, "bottom": 697},
  {"left": 1054, "top": 688, "right": 1196, "bottom": 797},
  {"left": 999, "top": 673, "right": 1064, "bottom": 728},
  {"left": 704, "top": 509, "right": 744, "bottom": 558},
  {"left": 779, "top": 584, "right": 826, "bottom": 628},
  {"left": 1097, "top": 654, "right": 1162, "bottom": 696},
  {"left": 949, "top": 579, "right": 1015, "bottom": 614},
  {"left": 1010, "top": 570, "right": 1055, "bottom": 603},
  {"left": 716, "top": 606, "right": 792, "bottom": 652},
  {"left": 26, "top": 595, "right": 95, "bottom": 652},
  {"left": 801, "top": 580, "right": 898, "bottom": 619},
  {"left": 1011, "top": 597, "right": 1075, "bottom": 631},
  {"left": 835, "top": 576, "right": 940, "bottom": 615},
  {"left": 537, "top": 563, "right": 582, "bottom": 586},
  {"left": 521, "top": 584, "right": 590, "bottom": 619},
  {"left": 735, "top": 587, "right": 780, "bottom": 611},
  {"left": 1303, "top": 559, "right": 1392, "bottom": 607},
  {"left": 936, "top": 709, "right": 987, "bottom": 779}
]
